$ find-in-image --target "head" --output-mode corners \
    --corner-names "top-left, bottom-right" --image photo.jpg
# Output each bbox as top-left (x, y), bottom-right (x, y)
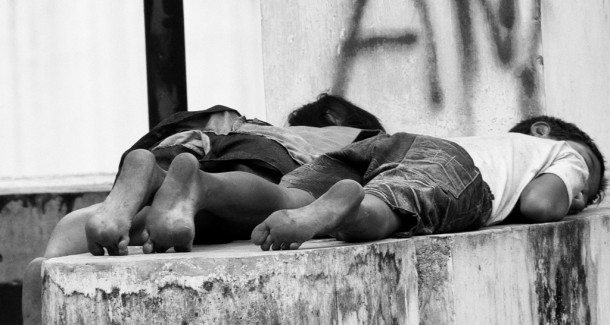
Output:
top-left (287, 93), bottom-right (386, 132)
top-left (509, 115), bottom-right (607, 207)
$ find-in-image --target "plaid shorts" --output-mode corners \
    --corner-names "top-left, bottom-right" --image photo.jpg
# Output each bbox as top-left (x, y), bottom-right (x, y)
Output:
top-left (280, 133), bottom-right (493, 236)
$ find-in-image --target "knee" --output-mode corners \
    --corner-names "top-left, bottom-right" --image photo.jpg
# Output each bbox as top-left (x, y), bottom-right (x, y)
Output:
top-left (44, 205), bottom-right (96, 258)
top-left (24, 257), bottom-right (46, 280)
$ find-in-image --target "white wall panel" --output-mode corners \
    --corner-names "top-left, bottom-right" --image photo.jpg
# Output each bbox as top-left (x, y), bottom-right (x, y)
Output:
top-left (184, 0), bottom-right (265, 119)
top-left (0, 0), bottom-right (149, 180)
top-left (0, 0), bottom-right (265, 185)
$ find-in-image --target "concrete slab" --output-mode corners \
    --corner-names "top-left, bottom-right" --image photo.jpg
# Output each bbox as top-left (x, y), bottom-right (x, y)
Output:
top-left (43, 238), bottom-right (419, 324)
top-left (42, 209), bottom-right (610, 324)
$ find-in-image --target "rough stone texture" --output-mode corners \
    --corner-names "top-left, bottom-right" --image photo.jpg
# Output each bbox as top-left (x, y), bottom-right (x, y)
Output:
top-left (42, 209), bottom-right (610, 324)
top-left (0, 192), bottom-right (108, 283)
top-left (412, 210), bottom-right (610, 325)
top-left (43, 239), bottom-right (420, 325)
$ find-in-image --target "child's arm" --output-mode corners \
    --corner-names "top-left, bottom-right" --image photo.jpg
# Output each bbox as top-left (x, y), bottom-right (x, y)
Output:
top-left (518, 173), bottom-right (571, 222)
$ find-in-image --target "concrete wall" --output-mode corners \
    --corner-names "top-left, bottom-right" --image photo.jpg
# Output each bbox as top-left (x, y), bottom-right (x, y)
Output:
top-left (0, 192), bottom-right (108, 283)
top-left (261, 0), bottom-right (544, 136)
top-left (41, 210), bottom-right (610, 324)
top-left (540, 0), bottom-right (610, 159)
top-left (260, 0), bottom-right (610, 159)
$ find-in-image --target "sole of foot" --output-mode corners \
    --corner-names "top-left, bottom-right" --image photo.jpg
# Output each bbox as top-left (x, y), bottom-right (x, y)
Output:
top-left (251, 179), bottom-right (364, 251)
top-left (85, 149), bottom-right (163, 256)
top-left (142, 153), bottom-right (203, 254)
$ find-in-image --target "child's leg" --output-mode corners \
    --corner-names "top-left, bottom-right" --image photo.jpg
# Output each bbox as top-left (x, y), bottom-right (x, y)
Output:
top-left (22, 204), bottom-right (96, 325)
top-left (142, 152), bottom-right (314, 253)
top-left (251, 179), bottom-right (403, 250)
top-left (23, 257), bottom-right (44, 325)
top-left (85, 149), bottom-right (166, 256)
top-left (22, 204), bottom-right (150, 324)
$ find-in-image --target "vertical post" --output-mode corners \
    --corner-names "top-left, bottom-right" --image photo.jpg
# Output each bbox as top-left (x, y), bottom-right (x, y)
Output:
top-left (143, 0), bottom-right (188, 129)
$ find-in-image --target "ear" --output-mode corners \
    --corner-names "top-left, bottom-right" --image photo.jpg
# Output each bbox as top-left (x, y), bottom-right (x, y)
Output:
top-left (530, 121), bottom-right (552, 138)
top-left (326, 105), bottom-right (347, 126)
top-left (325, 110), bottom-right (342, 125)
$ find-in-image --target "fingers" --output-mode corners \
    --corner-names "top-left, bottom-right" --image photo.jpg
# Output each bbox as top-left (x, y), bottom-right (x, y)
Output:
top-left (569, 192), bottom-right (586, 214)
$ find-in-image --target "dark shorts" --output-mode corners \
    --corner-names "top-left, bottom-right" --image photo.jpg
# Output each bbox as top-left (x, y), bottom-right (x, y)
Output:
top-left (150, 132), bottom-right (299, 183)
top-left (280, 133), bottom-right (493, 236)
top-left (117, 106), bottom-right (299, 184)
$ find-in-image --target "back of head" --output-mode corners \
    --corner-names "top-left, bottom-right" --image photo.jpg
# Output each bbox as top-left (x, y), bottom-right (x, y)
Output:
top-left (287, 93), bottom-right (386, 132)
top-left (509, 115), bottom-right (607, 203)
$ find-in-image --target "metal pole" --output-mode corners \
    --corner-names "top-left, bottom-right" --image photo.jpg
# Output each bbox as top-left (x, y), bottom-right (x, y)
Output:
top-left (143, 0), bottom-right (188, 129)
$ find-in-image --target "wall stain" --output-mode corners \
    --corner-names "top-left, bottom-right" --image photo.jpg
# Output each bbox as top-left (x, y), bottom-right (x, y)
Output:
top-left (0, 193), bottom-right (88, 215)
top-left (202, 281), bottom-right (214, 291)
top-left (415, 239), bottom-right (452, 288)
top-left (531, 221), bottom-right (592, 324)
top-left (480, 0), bottom-right (516, 65)
top-left (414, 0), bottom-right (444, 107)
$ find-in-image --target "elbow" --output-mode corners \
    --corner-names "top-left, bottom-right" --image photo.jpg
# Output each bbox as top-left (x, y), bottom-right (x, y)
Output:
top-left (519, 200), bottom-right (568, 223)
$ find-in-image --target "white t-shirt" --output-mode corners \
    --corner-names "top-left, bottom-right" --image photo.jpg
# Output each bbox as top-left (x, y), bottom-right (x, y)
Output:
top-left (449, 133), bottom-right (589, 225)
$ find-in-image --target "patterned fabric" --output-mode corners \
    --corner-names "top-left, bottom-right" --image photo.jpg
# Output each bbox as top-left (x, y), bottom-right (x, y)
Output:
top-left (280, 133), bottom-right (493, 236)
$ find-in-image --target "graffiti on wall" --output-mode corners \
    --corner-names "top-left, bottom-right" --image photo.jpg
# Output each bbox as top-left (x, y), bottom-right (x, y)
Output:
top-left (332, 0), bottom-right (542, 118)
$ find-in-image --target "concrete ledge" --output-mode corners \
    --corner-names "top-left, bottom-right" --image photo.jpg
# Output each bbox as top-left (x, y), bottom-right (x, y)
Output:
top-left (42, 209), bottom-right (610, 324)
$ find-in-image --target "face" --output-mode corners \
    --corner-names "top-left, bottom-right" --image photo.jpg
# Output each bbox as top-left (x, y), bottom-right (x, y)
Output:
top-left (565, 140), bottom-right (602, 212)
top-left (529, 122), bottom-right (603, 212)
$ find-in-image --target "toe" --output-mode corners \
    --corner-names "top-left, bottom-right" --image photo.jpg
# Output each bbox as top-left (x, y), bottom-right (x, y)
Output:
top-left (260, 235), bottom-right (273, 251)
top-left (142, 239), bottom-right (155, 254)
top-left (289, 242), bottom-right (302, 250)
top-left (155, 245), bottom-right (169, 253)
top-left (251, 223), bottom-right (270, 245)
top-left (171, 227), bottom-right (194, 253)
top-left (174, 243), bottom-right (192, 253)
top-left (88, 241), bottom-right (105, 256)
top-left (271, 241), bottom-right (282, 251)
top-left (106, 245), bottom-right (119, 256)
top-left (117, 235), bottom-right (130, 256)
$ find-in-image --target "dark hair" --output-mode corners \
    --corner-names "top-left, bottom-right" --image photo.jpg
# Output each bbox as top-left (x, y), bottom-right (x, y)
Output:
top-left (287, 93), bottom-right (386, 132)
top-left (509, 115), bottom-right (607, 204)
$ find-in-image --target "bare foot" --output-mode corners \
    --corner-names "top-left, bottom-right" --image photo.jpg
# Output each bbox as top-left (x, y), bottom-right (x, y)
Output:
top-left (85, 149), bottom-right (165, 256)
top-left (251, 179), bottom-right (365, 251)
top-left (142, 153), bottom-right (207, 254)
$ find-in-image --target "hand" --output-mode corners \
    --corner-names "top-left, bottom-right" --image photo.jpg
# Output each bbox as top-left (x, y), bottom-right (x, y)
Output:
top-left (568, 192), bottom-right (586, 214)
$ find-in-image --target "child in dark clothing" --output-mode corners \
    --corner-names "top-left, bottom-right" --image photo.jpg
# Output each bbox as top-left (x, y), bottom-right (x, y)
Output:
top-left (22, 94), bottom-right (385, 325)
